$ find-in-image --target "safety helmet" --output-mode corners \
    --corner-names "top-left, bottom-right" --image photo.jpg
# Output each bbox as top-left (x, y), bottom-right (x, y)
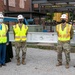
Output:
top-left (61, 14), bottom-right (67, 19)
top-left (0, 13), bottom-right (4, 18)
top-left (17, 14), bottom-right (24, 20)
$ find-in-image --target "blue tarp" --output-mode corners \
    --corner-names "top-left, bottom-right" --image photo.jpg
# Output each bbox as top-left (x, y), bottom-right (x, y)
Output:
top-left (27, 19), bottom-right (33, 22)
top-left (4, 17), bottom-right (18, 22)
top-left (3, 17), bottom-right (33, 25)
top-left (24, 19), bottom-right (28, 25)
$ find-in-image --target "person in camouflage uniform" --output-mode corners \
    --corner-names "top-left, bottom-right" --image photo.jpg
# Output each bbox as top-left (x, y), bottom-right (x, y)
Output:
top-left (56, 14), bottom-right (74, 69)
top-left (13, 15), bottom-right (28, 65)
top-left (15, 42), bottom-right (27, 65)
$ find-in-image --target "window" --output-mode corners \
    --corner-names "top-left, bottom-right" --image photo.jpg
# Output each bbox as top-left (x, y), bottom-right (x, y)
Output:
top-left (3, 0), bottom-right (15, 7)
top-left (19, 0), bottom-right (26, 8)
top-left (4, 0), bottom-right (6, 5)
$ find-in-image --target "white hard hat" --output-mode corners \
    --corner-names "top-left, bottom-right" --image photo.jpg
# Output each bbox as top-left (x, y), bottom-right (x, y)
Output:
top-left (61, 14), bottom-right (67, 19)
top-left (0, 13), bottom-right (4, 18)
top-left (17, 14), bottom-right (24, 20)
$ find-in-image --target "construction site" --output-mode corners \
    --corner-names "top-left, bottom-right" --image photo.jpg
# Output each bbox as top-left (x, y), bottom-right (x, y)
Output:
top-left (0, 0), bottom-right (75, 75)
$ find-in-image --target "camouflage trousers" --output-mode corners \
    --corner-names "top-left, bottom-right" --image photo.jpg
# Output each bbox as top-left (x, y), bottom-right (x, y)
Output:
top-left (56, 41), bottom-right (71, 64)
top-left (15, 41), bottom-right (27, 59)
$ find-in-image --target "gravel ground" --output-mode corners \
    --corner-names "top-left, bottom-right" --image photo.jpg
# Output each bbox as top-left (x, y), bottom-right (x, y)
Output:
top-left (0, 48), bottom-right (75, 75)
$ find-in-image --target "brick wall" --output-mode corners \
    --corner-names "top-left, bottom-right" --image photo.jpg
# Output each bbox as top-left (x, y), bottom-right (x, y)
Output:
top-left (8, 0), bottom-right (30, 12)
top-left (0, 0), bottom-right (4, 12)
top-left (1, 0), bottom-right (30, 12)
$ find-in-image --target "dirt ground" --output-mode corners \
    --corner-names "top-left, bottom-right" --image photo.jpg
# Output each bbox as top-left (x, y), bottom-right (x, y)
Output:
top-left (0, 48), bottom-right (75, 75)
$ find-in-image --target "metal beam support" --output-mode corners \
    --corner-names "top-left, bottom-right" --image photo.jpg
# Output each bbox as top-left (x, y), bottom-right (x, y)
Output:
top-left (47, 0), bottom-right (75, 2)
top-left (30, 0), bottom-right (32, 19)
top-left (32, 0), bottom-right (47, 4)
top-left (6, 0), bottom-right (9, 12)
top-left (38, 4), bottom-right (41, 12)
top-left (32, 0), bottom-right (75, 4)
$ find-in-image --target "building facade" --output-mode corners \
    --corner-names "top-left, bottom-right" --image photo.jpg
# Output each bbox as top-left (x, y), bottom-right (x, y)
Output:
top-left (0, 0), bottom-right (31, 12)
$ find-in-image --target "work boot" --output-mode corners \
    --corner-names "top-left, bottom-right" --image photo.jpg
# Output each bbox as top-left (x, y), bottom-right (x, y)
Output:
top-left (56, 62), bottom-right (62, 66)
top-left (0, 64), bottom-right (2, 67)
top-left (74, 65), bottom-right (75, 67)
top-left (17, 59), bottom-right (20, 66)
top-left (22, 58), bottom-right (26, 65)
top-left (65, 63), bottom-right (69, 69)
top-left (2, 63), bottom-right (6, 66)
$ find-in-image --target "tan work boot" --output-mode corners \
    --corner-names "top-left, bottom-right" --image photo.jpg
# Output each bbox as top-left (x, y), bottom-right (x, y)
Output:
top-left (65, 63), bottom-right (69, 69)
top-left (22, 58), bottom-right (26, 65)
top-left (17, 59), bottom-right (20, 66)
top-left (56, 62), bottom-right (62, 66)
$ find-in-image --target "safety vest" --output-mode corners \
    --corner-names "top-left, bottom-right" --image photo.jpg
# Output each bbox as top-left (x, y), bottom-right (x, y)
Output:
top-left (0, 23), bottom-right (8, 43)
top-left (56, 23), bottom-right (72, 41)
top-left (13, 24), bottom-right (28, 42)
